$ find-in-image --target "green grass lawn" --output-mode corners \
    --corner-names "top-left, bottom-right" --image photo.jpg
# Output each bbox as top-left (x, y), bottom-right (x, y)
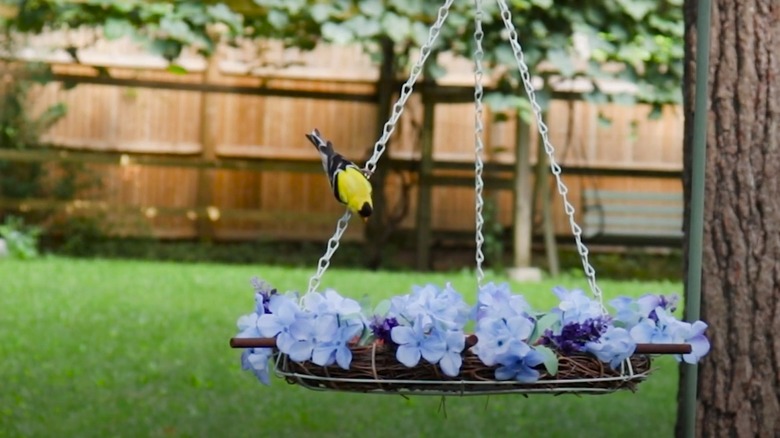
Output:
top-left (0, 257), bottom-right (684, 438)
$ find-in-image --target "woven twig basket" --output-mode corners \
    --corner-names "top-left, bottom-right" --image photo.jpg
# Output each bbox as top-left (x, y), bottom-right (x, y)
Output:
top-left (273, 343), bottom-right (652, 396)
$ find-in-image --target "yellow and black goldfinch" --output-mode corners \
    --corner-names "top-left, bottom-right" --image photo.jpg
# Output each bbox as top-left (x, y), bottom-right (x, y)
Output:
top-left (305, 129), bottom-right (373, 221)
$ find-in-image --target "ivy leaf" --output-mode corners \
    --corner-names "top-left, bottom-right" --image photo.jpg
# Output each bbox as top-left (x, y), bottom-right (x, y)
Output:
top-left (547, 47), bottom-right (575, 78)
top-left (359, 0), bottom-right (384, 17)
top-left (321, 22), bottom-right (354, 45)
top-left (534, 345), bottom-right (559, 376)
top-left (309, 4), bottom-right (333, 24)
top-left (103, 18), bottom-right (133, 40)
top-left (381, 12), bottom-right (411, 43)
top-left (345, 16), bottom-right (380, 39)
top-left (616, 0), bottom-right (656, 20)
top-left (268, 9), bottom-right (289, 30)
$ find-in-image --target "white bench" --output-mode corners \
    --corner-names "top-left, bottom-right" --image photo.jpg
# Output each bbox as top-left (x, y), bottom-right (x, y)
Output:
top-left (581, 189), bottom-right (684, 242)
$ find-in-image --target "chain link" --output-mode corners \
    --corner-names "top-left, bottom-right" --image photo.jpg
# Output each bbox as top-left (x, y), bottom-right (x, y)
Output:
top-left (307, 0), bottom-right (455, 294)
top-left (495, 0), bottom-right (606, 312)
top-left (306, 211), bottom-right (352, 294)
top-left (472, 0), bottom-right (486, 287)
top-left (364, 0), bottom-right (456, 175)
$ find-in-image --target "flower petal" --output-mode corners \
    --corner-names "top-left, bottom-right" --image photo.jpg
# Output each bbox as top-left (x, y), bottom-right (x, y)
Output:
top-left (257, 314), bottom-right (283, 337)
top-left (287, 340), bottom-right (314, 362)
top-left (439, 352), bottom-right (462, 377)
top-left (335, 345), bottom-right (353, 370)
top-left (311, 345), bottom-right (336, 366)
top-left (391, 326), bottom-right (416, 345)
top-left (396, 345), bottom-right (422, 367)
top-left (512, 363), bottom-right (541, 383)
top-left (420, 333), bottom-right (446, 363)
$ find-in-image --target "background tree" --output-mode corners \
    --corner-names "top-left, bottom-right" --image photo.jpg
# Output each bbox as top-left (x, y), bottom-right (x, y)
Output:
top-left (678, 1), bottom-right (779, 436)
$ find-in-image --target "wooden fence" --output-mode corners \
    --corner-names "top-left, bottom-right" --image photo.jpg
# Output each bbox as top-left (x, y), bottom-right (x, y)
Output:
top-left (1, 37), bottom-right (684, 251)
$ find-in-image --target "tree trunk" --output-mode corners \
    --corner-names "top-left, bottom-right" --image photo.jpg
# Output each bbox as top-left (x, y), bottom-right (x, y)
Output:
top-left (365, 37), bottom-right (395, 270)
top-left (678, 1), bottom-right (780, 437)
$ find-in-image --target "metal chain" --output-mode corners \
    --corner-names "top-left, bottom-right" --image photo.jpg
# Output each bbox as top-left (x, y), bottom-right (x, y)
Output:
top-left (495, 0), bottom-right (606, 312)
top-left (307, 0), bottom-right (455, 294)
top-left (363, 0), bottom-right (455, 174)
top-left (472, 0), bottom-right (486, 287)
top-left (306, 211), bottom-right (352, 294)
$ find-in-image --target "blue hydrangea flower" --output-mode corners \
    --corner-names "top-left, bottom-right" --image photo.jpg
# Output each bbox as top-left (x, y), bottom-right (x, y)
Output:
top-left (610, 293), bottom-right (680, 329)
top-left (439, 330), bottom-right (466, 377)
top-left (312, 321), bottom-right (363, 369)
top-left (236, 309), bottom-right (262, 339)
top-left (553, 287), bottom-right (603, 325)
top-left (474, 315), bottom-right (535, 367)
top-left (475, 282), bottom-right (531, 321)
top-left (302, 289), bottom-right (361, 317)
top-left (677, 320), bottom-right (710, 364)
top-left (257, 294), bottom-right (319, 362)
top-left (584, 326), bottom-right (636, 369)
top-left (390, 316), bottom-right (447, 367)
top-left (494, 344), bottom-right (545, 383)
top-left (388, 283), bottom-right (470, 331)
top-left (609, 296), bottom-right (643, 328)
top-left (630, 307), bottom-right (710, 364)
top-left (241, 347), bottom-right (273, 385)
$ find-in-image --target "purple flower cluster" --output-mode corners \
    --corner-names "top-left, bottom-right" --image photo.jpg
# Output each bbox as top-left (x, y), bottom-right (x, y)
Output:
top-left (647, 294), bottom-right (678, 322)
top-left (540, 317), bottom-right (608, 355)
top-left (251, 277), bottom-right (278, 314)
top-left (369, 315), bottom-right (399, 345)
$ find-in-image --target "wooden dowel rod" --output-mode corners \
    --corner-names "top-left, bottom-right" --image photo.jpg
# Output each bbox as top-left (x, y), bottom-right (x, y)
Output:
top-left (229, 337), bottom-right (692, 355)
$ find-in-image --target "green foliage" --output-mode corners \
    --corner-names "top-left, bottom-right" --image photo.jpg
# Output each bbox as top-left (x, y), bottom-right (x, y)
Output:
top-left (481, 198), bottom-right (506, 271)
top-left (3, 1), bottom-right (682, 111)
top-left (0, 60), bottom-right (69, 200)
top-left (5, 0), bottom-right (243, 61)
top-left (249, 0), bottom-right (683, 112)
top-left (0, 215), bottom-right (41, 259)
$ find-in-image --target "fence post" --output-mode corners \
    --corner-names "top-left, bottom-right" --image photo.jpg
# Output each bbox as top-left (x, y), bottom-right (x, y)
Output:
top-left (415, 84), bottom-right (435, 271)
top-left (533, 112), bottom-right (560, 276)
top-left (196, 54), bottom-right (219, 241)
top-left (508, 114), bottom-right (542, 281)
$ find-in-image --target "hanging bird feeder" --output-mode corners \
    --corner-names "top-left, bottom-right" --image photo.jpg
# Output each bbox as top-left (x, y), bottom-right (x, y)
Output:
top-left (229, 0), bottom-right (710, 396)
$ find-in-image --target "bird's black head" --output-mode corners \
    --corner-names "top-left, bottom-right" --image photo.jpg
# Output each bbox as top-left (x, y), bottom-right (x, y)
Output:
top-left (358, 202), bottom-right (373, 219)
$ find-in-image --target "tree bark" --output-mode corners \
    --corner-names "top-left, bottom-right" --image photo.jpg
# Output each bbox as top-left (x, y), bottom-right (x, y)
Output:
top-left (678, 1), bottom-right (780, 437)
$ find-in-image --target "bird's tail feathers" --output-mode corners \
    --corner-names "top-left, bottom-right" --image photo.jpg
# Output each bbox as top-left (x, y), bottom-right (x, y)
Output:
top-left (305, 128), bottom-right (334, 156)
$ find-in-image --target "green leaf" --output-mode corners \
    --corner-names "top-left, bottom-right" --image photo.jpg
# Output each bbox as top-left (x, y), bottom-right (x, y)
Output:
top-left (381, 12), bottom-right (411, 43)
top-left (528, 312), bottom-right (561, 344)
top-left (268, 9), bottom-right (289, 29)
top-left (616, 0), bottom-right (656, 20)
top-left (534, 345), bottom-right (559, 376)
top-left (345, 16), bottom-right (380, 39)
top-left (359, 0), bottom-right (384, 17)
top-left (309, 4), bottom-right (333, 23)
top-left (321, 22), bottom-right (354, 45)
top-left (103, 18), bottom-right (133, 40)
top-left (547, 48), bottom-right (575, 77)
top-left (166, 64), bottom-right (188, 75)
top-left (159, 17), bottom-right (193, 41)
top-left (373, 300), bottom-right (391, 317)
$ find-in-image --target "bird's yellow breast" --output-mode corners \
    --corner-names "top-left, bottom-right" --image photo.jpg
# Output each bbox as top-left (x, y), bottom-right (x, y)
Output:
top-left (336, 167), bottom-right (373, 213)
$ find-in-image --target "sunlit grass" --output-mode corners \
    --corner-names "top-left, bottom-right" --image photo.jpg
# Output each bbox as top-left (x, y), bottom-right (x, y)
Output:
top-left (0, 257), bottom-right (682, 437)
